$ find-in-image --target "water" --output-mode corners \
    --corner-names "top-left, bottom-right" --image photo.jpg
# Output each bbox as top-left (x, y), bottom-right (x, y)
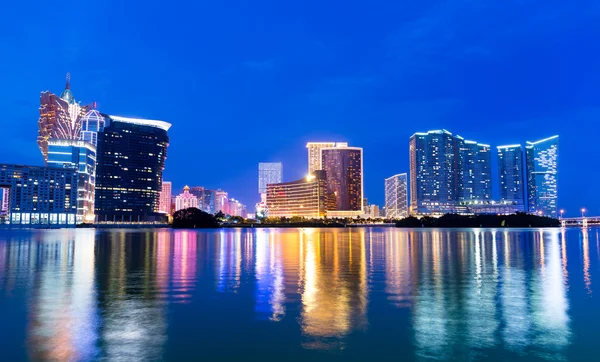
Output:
top-left (0, 228), bottom-right (599, 361)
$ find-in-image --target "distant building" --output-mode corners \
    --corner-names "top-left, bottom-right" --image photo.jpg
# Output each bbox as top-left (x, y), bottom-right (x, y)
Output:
top-left (203, 189), bottom-right (215, 214)
top-left (175, 186), bottom-right (199, 211)
top-left (266, 171), bottom-right (329, 218)
top-left (159, 181), bottom-right (172, 214)
top-left (228, 198), bottom-right (246, 217)
top-left (80, 106), bottom-right (106, 147)
top-left (321, 145), bottom-right (363, 217)
top-left (306, 142), bottom-right (347, 174)
top-left (214, 189), bottom-right (229, 214)
top-left (526, 136), bottom-right (559, 217)
top-left (0, 164), bottom-right (78, 227)
top-left (95, 115), bottom-right (170, 223)
top-left (497, 144), bottom-right (525, 210)
top-left (457, 138), bottom-right (492, 201)
top-left (38, 73), bottom-right (90, 163)
top-left (385, 173), bottom-right (408, 219)
top-left (365, 204), bottom-right (380, 218)
top-left (47, 140), bottom-right (96, 223)
top-left (258, 162), bottom-right (283, 201)
top-left (0, 188), bottom-right (8, 216)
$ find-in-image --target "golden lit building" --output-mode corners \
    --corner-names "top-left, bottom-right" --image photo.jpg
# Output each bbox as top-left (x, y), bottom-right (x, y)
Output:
top-left (266, 171), bottom-right (329, 218)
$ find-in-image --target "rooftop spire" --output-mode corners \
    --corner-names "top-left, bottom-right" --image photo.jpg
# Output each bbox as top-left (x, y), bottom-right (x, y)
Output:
top-left (65, 72), bottom-right (71, 89)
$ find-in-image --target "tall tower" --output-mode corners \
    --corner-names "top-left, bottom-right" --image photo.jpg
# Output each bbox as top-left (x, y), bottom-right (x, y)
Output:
top-left (497, 144), bottom-right (525, 209)
top-left (385, 173), bottom-right (408, 219)
top-left (306, 142), bottom-right (348, 174)
top-left (258, 162), bottom-right (283, 195)
top-left (321, 145), bottom-right (363, 217)
top-left (526, 136), bottom-right (559, 217)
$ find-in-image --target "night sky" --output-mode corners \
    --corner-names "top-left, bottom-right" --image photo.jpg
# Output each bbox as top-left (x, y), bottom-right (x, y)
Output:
top-left (1, 1), bottom-right (599, 216)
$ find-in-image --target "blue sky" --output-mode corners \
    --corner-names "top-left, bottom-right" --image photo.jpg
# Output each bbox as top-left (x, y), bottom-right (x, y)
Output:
top-left (1, 0), bottom-right (599, 216)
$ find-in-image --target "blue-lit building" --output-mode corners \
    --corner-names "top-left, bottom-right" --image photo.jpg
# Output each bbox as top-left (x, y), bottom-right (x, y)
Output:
top-left (497, 144), bottom-right (525, 210)
top-left (203, 189), bottom-right (215, 214)
top-left (0, 164), bottom-right (78, 227)
top-left (47, 140), bottom-right (96, 223)
top-left (457, 137), bottom-right (492, 201)
top-left (94, 115), bottom-right (171, 223)
top-left (526, 136), bottom-right (559, 217)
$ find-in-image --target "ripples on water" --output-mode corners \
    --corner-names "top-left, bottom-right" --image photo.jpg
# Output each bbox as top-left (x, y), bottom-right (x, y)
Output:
top-left (0, 227), bottom-right (598, 361)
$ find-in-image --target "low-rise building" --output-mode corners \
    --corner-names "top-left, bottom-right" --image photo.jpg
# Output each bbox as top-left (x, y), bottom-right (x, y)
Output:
top-left (266, 171), bottom-right (329, 218)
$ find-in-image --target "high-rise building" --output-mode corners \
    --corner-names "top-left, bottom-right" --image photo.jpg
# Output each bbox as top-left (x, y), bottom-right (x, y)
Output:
top-left (457, 138), bottom-right (492, 201)
top-left (526, 136), bottom-right (559, 217)
top-left (175, 186), bottom-right (199, 212)
top-left (159, 181), bottom-right (172, 214)
top-left (38, 73), bottom-right (90, 163)
top-left (497, 144), bottom-right (525, 209)
top-left (0, 188), bottom-right (8, 215)
top-left (321, 145), bottom-right (363, 217)
top-left (409, 130), bottom-right (457, 214)
top-left (95, 115), bottom-right (170, 223)
top-left (228, 198), bottom-right (246, 217)
top-left (266, 171), bottom-right (329, 218)
top-left (214, 189), bottom-right (229, 214)
top-left (203, 189), bottom-right (215, 214)
top-left (306, 142), bottom-right (348, 173)
top-left (47, 140), bottom-right (96, 223)
top-left (189, 186), bottom-right (204, 204)
top-left (0, 164), bottom-right (78, 227)
top-left (258, 162), bottom-right (283, 198)
top-left (385, 173), bottom-right (408, 219)
top-left (80, 106), bottom-right (105, 146)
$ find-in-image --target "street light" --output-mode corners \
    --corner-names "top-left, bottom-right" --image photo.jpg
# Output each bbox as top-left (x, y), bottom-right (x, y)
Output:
top-left (581, 208), bottom-right (586, 218)
top-left (560, 209), bottom-right (565, 219)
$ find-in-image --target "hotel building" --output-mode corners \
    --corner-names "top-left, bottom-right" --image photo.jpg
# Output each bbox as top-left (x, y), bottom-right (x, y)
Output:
top-left (266, 171), bottom-right (329, 218)
top-left (258, 162), bottom-right (282, 202)
top-left (306, 142), bottom-right (348, 174)
top-left (175, 186), bottom-right (199, 212)
top-left (526, 136), bottom-right (559, 217)
top-left (214, 189), bottom-right (229, 214)
top-left (385, 173), bottom-right (408, 219)
top-left (321, 145), bottom-right (363, 217)
top-left (159, 181), bottom-right (172, 214)
top-left (497, 144), bottom-right (525, 210)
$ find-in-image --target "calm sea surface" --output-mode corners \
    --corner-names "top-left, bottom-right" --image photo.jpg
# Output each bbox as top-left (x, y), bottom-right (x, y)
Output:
top-left (0, 228), bottom-right (599, 361)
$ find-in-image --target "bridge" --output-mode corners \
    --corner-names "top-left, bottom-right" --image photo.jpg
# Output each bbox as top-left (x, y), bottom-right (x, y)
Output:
top-left (561, 216), bottom-right (600, 228)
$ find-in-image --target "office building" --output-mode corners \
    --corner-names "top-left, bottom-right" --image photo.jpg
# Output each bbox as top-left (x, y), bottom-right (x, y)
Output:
top-left (95, 115), bottom-right (170, 223)
top-left (457, 138), bottom-right (492, 201)
top-left (38, 73), bottom-right (90, 163)
top-left (385, 173), bottom-right (408, 219)
top-left (203, 189), bottom-right (215, 214)
top-left (0, 164), bottom-right (78, 227)
top-left (175, 186), bottom-right (199, 212)
top-left (47, 140), bottom-right (96, 223)
top-left (159, 181), bottom-right (172, 214)
top-left (497, 144), bottom-right (525, 210)
top-left (306, 142), bottom-right (348, 173)
top-left (258, 162), bottom-right (283, 202)
top-left (214, 189), bottom-right (229, 214)
top-left (321, 145), bottom-right (363, 217)
top-left (526, 136), bottom-right (559, 217)
top-left (266, 171), bottom-right (329, 218)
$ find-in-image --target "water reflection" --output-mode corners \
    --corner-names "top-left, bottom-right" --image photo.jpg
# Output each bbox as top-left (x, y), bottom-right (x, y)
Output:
top-left (0, 228), bottom-right (597, 360)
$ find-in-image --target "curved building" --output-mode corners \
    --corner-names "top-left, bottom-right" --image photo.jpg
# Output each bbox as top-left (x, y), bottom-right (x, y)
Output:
top-left (94, 116), bottom-right (170, 223)
top-left (266, 171), bottom-right (329, 218)
top-left (321, 146), bottom-right (363, 217)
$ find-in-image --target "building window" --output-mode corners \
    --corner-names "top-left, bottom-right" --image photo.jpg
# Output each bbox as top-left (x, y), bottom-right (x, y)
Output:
top-left (59, 213), bottom-right (67, 224)
top-left (50, 214), bottom-right (58, 225)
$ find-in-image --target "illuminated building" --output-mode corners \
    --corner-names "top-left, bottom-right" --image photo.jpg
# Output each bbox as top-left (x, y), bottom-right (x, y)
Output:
top-left (0, 164), bottom-right (78, 227)
top-left (214, 189), bottom-right (229, 214)
top-left (94, 115), bottom-right (170, 223)
top-left (456, 138), bottom-right (492, 201)
top-left (258, 162), bottom-right (282, 201)
top-left (203, 189), bottom-right (215, 213)
top-left (38, 73), bottom-right (90, 163)
top-left (526, 136), bottom-right (559, 217)
top-left (1, 187), bottom-right (9, 217)
top-left (189, 186), bottom-right (204, 202)
top-left (228, 198), bottom-right (246, 217)
top-left (47, 140), bottom-right (96, 223)
top-left (266, 171), bottom-right (329, 218)
top-left (365, 204), bottom-right (380, 218)
top-left (175, 186), bottom-right (199, 211)
top-left (321, 145), bottom-right (363, 217)
top-left (80, 105), bottom-right (105, 146)
top-left (385, 173), bottom-right (408, 219)
top-left (306, 142), bottom-right (347, 174)
top-left (497, 144), bottom-right (525, 210)
top-left (159, 181), bottom-right (172, 214)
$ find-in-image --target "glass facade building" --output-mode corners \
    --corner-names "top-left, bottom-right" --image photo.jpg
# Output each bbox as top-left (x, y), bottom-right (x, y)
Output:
top-left (321, 146), bottom-right (363, 217)
top-left (457, 138), bottom-right (492, 201)
top-left (203, 189), bottom-right (215, 214)
top-left (385, 173), bottom-right (408, 219)
top-left (306, 142), bottom-right (348, 174)
top-left (266, 171), bottom-right (329, 218)
top-left (94, 116), bottom-right (170, 223)
top-left (0, 164), bottom-right (78, 227)
top-left (47, 140), bottom-right (97, 223)
top-left (497, 144), bottom-right (525, 210)
top-left (526, 136), bottom-right (559, 217)
top-left (258, 162), bottom-right (283, 195)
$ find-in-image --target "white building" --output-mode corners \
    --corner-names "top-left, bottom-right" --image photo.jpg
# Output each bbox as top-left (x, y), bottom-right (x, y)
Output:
top-left (385, 173), bottom-right (408, 219)
top-left (258, 162), bottom-right (283, 200)
top-left (175, 185), bottom-right (199, 212)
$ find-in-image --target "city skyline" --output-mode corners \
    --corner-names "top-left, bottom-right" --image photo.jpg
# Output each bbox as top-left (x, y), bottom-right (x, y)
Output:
top-left (1, 1), bottom-right (599, 216)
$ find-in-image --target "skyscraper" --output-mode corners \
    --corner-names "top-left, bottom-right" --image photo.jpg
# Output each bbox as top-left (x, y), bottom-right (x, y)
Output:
top-left (214, 189), bottom-right (229, 214)
top-left (47, 140), bottom-right (96, 223)
top-left (95, 115), bottom-right (170, 223)
top-left (306, 142), bottom-right (348, 173)
top-left (203, 189), bottom-right (215, 214)
top-left (321, 145), bottom-right (363, 217)
top-left (159, 181), bottom-right (172, 214)
top-left (526, 135), bottom-right (559, 217)
top-left (409, 130), bottom-right (457, 214)
top-left (457, 138), bottom-right (492, 201)
top-left (497, 144), bottom-right (525, 209)
top-left (258, 162), bottom-right (283, 196)
top-left (385, 173), bottom-right (408, 219)
top-left (175, 186), bottom-right (199, 212)
top-left (38, 73), bottom-right (90, 163)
